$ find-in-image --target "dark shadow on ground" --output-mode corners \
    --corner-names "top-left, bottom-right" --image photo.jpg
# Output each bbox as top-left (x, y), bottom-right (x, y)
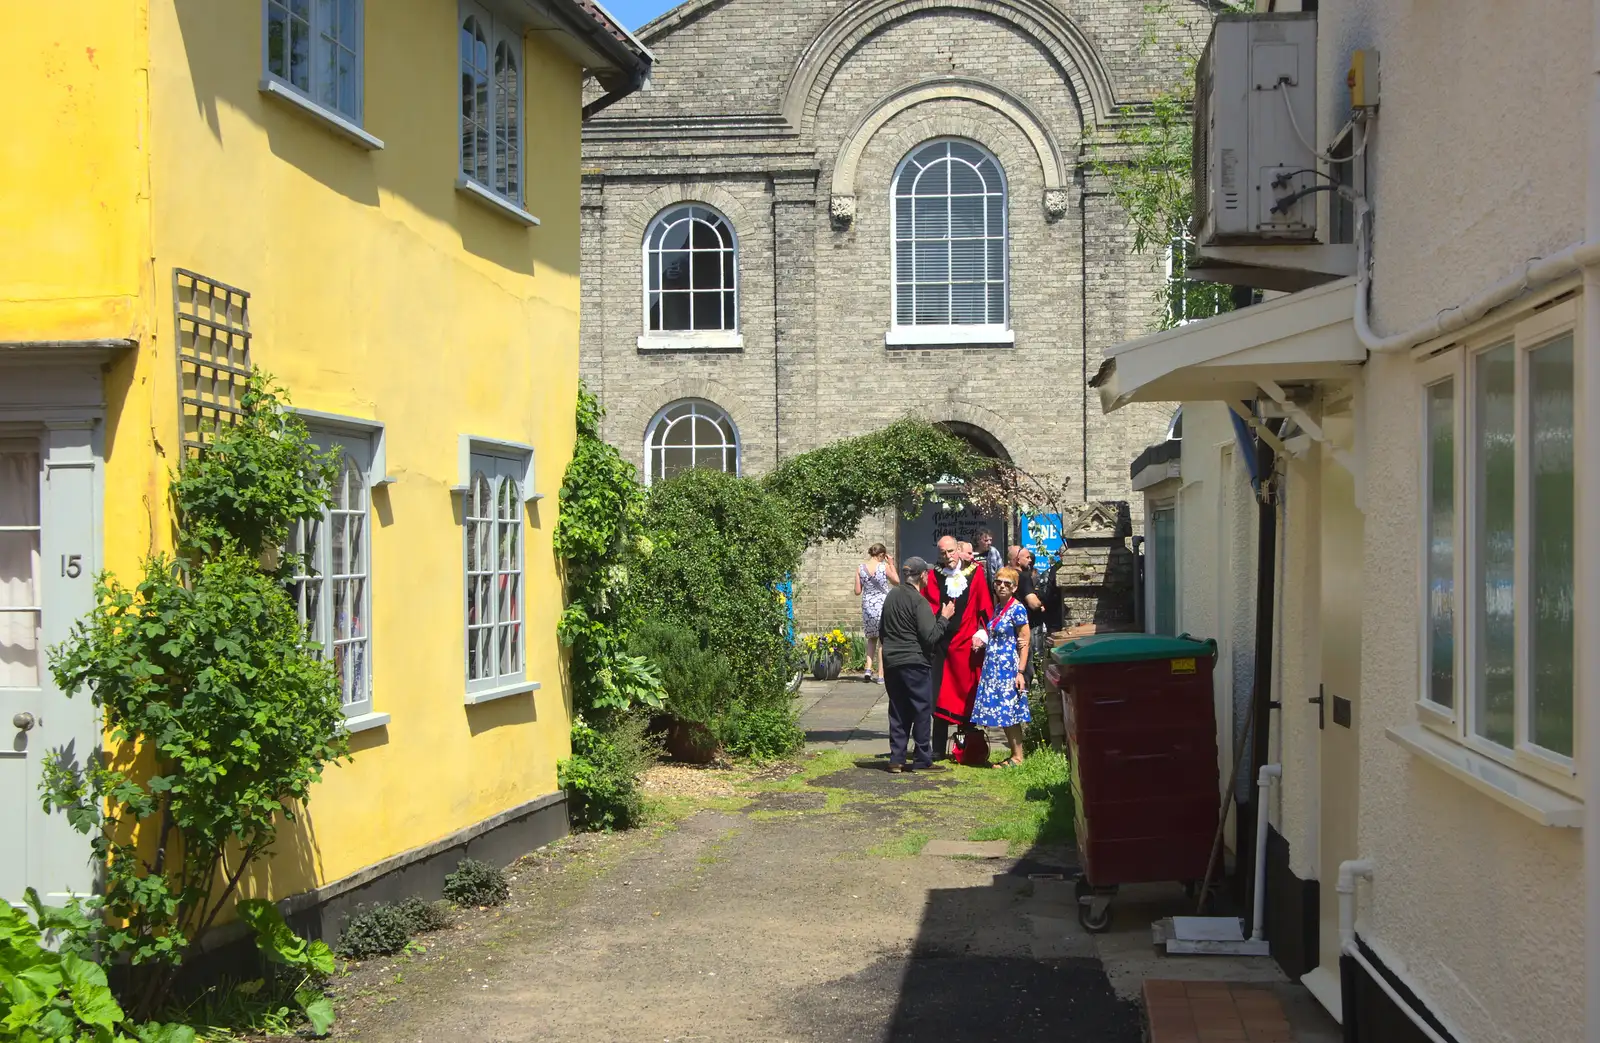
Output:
top-left (792, 755), bottom-right (1143, 1041)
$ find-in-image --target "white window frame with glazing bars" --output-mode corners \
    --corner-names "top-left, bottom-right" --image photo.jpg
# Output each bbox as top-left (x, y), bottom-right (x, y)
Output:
top-left (887, 138), bottom-right (1012, 347)
top-left (1407, 288), bottom-right (1584, 809)
top-left (638, 204), bottom-right (743, 351)
top-left (643, 400), bottom-right (740, 486)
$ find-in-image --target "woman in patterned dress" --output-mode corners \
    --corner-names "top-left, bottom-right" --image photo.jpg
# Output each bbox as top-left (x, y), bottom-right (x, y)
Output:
top-left (969, 566), bottom-right (1032, 766)
top-left (854, 543), bottom-right (898, 683)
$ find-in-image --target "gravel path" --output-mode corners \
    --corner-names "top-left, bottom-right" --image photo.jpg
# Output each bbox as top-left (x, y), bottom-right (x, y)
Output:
top-left (330, 753), bottom-right (1141, 1043)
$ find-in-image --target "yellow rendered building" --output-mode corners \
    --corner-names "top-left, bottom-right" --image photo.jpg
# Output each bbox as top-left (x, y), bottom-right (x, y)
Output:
top-left (0, 0), bottom-right (650, 931)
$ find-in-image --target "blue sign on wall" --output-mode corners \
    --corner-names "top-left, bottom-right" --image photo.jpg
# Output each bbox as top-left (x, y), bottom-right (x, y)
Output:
top-left (1020, 512), bottom-right (1064, 569)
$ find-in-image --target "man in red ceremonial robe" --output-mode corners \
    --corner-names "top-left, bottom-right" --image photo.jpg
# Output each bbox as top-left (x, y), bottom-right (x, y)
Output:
top-left (922, 536), bottom-right (994, 758)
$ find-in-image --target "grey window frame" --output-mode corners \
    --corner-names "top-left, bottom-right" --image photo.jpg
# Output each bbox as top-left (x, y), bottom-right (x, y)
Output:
top-left (289, 428), bottom-right (377, 724)
top-left (459, 1), bottom-right (524, 206)
top-left (262, 0), bottom-right (366, 125)
top-left (462, 450), bottom-right (529, 702)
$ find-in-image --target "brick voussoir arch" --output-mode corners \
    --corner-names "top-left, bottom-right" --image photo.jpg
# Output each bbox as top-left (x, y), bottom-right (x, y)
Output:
top-left (783, 0), bottom-right (1119, 134)
top-left (621, 183), bottom-right (759, 246)
top-left (931, 401), bottom-right (1027, 469)
top-left (830, 77), bottom-right (1068, 201)
top-left (618, 376), bottom-right (759, 473)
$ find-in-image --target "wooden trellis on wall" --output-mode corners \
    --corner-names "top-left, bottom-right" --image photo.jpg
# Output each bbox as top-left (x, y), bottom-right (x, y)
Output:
top-left (174, 268), bottom-right (252, 452)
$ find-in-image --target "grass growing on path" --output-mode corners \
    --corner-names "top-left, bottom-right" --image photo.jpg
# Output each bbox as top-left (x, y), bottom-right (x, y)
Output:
top-left (961, 747), bottom-right (1075, 851)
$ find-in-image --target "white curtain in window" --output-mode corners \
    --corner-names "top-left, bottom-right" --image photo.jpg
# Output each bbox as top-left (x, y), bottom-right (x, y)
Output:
top-left (0, 447), bottom-right (41, 688)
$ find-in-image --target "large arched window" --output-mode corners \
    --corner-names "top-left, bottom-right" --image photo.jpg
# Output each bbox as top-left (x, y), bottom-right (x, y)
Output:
top-left (644, 205), bottom-right (738, 333)
top-left (645, 400), bottom-right (739, 485)
top-left (891, 139), bottom-right (1008, 332)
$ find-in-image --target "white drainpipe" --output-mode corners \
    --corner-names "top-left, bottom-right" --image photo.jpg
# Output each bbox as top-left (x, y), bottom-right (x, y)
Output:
top-left (1249, 763), bottom-right (1282, 942)
top-left (1337, 859), bottom-right (1456, 1043)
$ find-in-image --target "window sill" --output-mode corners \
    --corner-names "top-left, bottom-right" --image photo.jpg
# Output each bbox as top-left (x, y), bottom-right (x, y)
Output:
top-left (455, 176), bottom-right (540, 227)
top-left (884, 325), bottom-right (1016, 348)
top-left (637, 332), bottom-right (745, 353)
top-left (464, 679), bottom-right (541, 707)
top-left (341, 711), bottom-right (391, 734)
top-left (1386, 723), bottom-right (1583, 828)
top-left (258, 79), bottom-right (384, 150)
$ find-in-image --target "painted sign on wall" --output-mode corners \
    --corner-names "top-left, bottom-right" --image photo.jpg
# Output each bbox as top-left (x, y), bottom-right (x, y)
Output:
top-left (1020, 511), bottom-right (1064, 566)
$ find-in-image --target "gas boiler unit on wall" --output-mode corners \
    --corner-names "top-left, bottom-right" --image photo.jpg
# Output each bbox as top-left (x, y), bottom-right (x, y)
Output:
top-left (1192, 12), bottom-right (1319, 247)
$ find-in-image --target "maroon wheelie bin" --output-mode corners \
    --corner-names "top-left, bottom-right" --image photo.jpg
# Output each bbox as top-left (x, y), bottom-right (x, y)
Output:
top-left (1048, 632), bottom-right (1220, 932)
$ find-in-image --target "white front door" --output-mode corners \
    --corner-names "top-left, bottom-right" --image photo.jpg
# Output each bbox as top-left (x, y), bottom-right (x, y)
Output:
top-left (1311, 442), bottom-right (1364, 1002)
top-left (1, 429), bottom-right (100, 907)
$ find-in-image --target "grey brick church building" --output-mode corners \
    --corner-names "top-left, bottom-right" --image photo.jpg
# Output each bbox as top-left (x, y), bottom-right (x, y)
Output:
top-left (579, 0), bottom-right (1202, 628)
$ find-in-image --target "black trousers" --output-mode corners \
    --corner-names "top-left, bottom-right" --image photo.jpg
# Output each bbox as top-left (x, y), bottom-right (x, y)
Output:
top-left (884, 662), bottom-right (935, 768)
top-left (929, 648), bottom-right (949, 759)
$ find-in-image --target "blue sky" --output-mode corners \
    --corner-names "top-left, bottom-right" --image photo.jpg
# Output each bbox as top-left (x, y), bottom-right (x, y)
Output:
top-left (600, 0), bottom-right (679, 30)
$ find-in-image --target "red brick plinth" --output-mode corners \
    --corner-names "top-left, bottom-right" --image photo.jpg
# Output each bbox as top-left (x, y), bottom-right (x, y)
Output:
top-left (1143, 979), bottom-right (1295, 1043)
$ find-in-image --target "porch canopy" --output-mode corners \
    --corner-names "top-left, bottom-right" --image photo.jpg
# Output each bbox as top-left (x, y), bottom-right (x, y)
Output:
top-left (1090, 277), bottom-right (1363, 413)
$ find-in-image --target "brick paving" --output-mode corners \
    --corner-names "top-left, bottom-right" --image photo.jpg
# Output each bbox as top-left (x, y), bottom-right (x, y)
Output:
top-left (1144, 980), bottom-right (1296, 1043)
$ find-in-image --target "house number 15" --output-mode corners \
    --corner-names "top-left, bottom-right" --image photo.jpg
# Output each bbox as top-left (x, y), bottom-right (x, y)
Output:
top-left (61, 554), bottom-right (82, 578)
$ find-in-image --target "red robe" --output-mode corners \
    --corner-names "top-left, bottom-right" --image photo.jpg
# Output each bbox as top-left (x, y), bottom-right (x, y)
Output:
top-left (921, 564), bottom-right (994, 725)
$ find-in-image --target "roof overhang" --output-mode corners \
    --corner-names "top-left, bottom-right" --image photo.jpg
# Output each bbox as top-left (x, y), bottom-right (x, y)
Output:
top-left (1091, 277), bottom-right (1364, 413)
top-left (524, 0), bottom-right (653, 90)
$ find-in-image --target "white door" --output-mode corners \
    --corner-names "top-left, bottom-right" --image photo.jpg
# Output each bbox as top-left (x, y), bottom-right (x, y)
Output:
top-left (1311, 445), bottom-right (1363, 1001)
top-left (1, 431), bottom-right (99, 907)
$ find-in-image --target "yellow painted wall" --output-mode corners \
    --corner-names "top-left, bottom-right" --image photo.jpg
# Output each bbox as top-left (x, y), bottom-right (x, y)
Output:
top-left (94, 0), bottom-right (583, 894)
top-left (0, 0), bottom-right (150, 342)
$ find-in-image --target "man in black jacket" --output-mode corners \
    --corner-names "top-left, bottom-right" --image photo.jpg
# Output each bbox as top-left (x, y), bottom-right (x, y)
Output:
top-left (880, 556), bottom-right (956, 772)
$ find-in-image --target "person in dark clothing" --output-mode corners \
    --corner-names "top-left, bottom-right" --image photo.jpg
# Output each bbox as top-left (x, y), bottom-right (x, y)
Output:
top-left (1015, 548), bottom-right (1047, 688)
top-left (880, 556), bottom-right (956, 772)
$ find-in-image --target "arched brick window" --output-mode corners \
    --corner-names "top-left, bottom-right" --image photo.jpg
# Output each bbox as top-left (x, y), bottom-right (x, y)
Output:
top-left (891, 139), bottom-right (1008, 331)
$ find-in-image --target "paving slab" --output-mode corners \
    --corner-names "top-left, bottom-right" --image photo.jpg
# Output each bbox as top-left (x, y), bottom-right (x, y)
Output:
top-left (922, 839), bottom-right (1010, 858)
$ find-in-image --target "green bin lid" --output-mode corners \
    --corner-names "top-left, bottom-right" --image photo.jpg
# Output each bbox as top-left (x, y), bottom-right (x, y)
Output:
top-left (1051, 632), bottom-right (1217, 666)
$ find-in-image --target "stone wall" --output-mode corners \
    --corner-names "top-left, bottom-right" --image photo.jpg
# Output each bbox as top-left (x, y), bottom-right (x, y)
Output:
top-left (580, 0), bottom-right (1210, 631)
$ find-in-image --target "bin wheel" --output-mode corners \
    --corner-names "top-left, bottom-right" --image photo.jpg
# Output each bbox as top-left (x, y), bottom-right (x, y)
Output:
top-left (1078, 900), bottom-right (1112, 933)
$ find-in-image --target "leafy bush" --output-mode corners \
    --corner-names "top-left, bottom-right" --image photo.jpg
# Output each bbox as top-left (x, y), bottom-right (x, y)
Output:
top-left (41, 374), bottom-right (348, 1017)
top-left (236, 899), bottom-right (335, 1035)
top-left (761, 419), bottom-right (978, 544)
top-left (554, 386), bottom-right (665, 717)
top-left (637, 468), bottom-right (803, 706)
top-left (628, 621), bottom-right (736, 730)
top-left (718, 700), bottom-right (804, 762)
top-left (442, 859), bottom-right (510, 908)
top-left (559, 715), bottom-right (660, 832)
top-left (0, 894), bottom-right (196, 1043)
top-left (393, 897), bottom-right (450, 935)
top-left (334, 905), bottom-right (412, 961)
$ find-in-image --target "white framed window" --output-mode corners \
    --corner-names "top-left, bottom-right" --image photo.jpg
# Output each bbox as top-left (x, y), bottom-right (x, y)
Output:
top-left (643, 205), bottom-right (739, 334)
top-left (890, 139), bottom-right (1008, 342)
top-left (263, 0), bottom-right (365, 124)
top-left (464, 453), bottom-right (525, 698)
top-left (0, 439), bottom-right (42, 690)
top-left (1415, 298), bottom-right (1579, 795)
top-left (644, 400), bottom-right (739, 486)
top-left (459, 2), bottom-right (522, 204)
top-left (289, 434), bottom-right (376, 722)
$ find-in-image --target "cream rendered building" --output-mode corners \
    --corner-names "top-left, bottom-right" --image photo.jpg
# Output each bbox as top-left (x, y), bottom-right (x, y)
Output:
top-left (1095, 1), bottom-right (1596, 1040)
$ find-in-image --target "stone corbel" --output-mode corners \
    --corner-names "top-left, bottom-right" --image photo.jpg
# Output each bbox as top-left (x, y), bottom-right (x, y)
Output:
top-left (830, 193), bottom-right (857, 230)
top-left (1043, 188), bottom-right (1070, 223)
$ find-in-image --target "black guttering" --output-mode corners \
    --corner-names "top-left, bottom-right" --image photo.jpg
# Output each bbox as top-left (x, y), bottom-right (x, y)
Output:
top-left (541, 0), bottom-right (654, 119)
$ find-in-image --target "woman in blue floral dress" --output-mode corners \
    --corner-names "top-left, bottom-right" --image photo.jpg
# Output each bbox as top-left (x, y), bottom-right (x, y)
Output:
top-left (969, 567), bottom-right (1032, 766)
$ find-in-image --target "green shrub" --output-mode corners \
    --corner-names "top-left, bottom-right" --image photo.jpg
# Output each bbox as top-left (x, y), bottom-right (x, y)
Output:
top-left (1024, 678), bottom-right (1052, 752)
top-left (629, 620), bottom-right (737, 729)
top-left (718, 700), bottom-right (804, 762)
top-left (335, 904), bottom-right (411, 961)
top-left (637, 469), bottom-right (803, 705)
top-left (559, 714), bottom-right (659, 831)
top-left (442, 859), bottom-right (510, 908)
top-left (393, 897), bottom-right (450, 935)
